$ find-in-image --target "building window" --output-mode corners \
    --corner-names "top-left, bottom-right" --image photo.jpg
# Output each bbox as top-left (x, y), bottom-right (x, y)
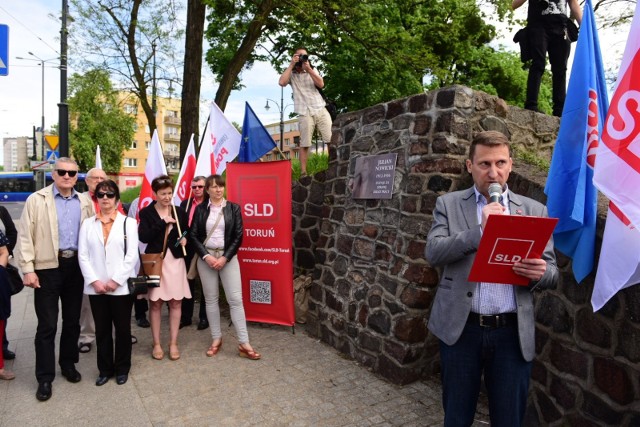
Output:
top-left (294, 151), bottom-right (299, 159)
top-left (124, 158), bottom-right (137, 167)
top-left (145, 141), bottom-right (150, 150)
top-left (166, 110), bottom-right (178, 118)
top-left (124, 104), bottom-right (137, 115)
top-left (130, 141), bottom-right (137, 149)
top-left (285, 138), bottom-right (290, 146)
top-left (166, 126), bottom-right (179, 135)
top-left (133, 122), bottom-right (138, 131)
top-left (145, 124), bottom-right (150, 134)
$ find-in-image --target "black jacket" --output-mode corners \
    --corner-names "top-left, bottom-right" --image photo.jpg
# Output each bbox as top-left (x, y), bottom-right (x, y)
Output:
top-left (189, 201), bottom-right (243, 262)
top-left (0, 206), bottom-right (17, 255)
top-left (138, 201), bottom-right (189, 259)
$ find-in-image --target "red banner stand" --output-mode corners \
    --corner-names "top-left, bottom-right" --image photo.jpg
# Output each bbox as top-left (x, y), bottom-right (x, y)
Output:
top-left (227, 161), bottom-right (294, 327)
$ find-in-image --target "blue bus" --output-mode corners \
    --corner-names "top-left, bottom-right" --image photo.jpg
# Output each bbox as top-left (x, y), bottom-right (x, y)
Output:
top-left (0, 171), bottom-right (88, 202)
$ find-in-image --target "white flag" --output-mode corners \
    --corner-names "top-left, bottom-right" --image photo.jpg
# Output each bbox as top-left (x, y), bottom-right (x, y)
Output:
top-left (95, 145), bottom-right (102, 169)
top-left (136, 130), bottom-right (167, 218)
top-left (591, 0), bottom-right (640, 311)
top-left (173, 134), bottom-right (197, 206)
top-left (194, 102), bottom-right (241, 177)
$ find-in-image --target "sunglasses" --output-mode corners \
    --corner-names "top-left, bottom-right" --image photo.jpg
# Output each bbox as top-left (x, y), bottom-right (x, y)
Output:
top-left (56, 169), bottom-right (78, 177)
top-left (191, 185), bottom-right (204, 189)
top-left (95, 192), bottom-right (116, 199)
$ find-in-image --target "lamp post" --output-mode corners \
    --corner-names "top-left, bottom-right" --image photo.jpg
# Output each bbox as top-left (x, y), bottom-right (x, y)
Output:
top-left (264, 86), bottom-right (293, 153)
top-left (15, 53), bottom-right (58, 161)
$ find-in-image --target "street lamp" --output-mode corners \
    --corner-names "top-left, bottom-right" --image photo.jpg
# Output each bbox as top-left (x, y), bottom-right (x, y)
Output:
top-left (15, 53), bottom-right (59, 161)
top-left (264, 86), bottom-right (293, 153)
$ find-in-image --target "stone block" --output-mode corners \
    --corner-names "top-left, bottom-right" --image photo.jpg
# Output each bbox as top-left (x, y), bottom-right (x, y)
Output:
top-left (394, 315), bottom-right (428, 343)
top-left (368, 311), bottom-right (391, 335)
top-left (294, 230), bottom-right (311, 248)
top-left (479, 115), bottom-right (511, 138)
top-left (358, 304), bottom-right (368, 327)
top-left (292, 184), bottom-right (308, 202)
top-left (535, 294), bottom-right (572, 334)
top-left (374, 244), bottom-right (392, 263)
top-left (375, 129), bottom-right (402, 150)
top-left (363, 104), bottom-right (386, 124)
top-left (575, 308), bottom-right (611, 349)
top-left (353, 238), bottom-right (375, 258)
top-left (615, 321), bottom-right (640, 363)
top-left (296, 249), bottom-right (316, 270)
top-left (399, 285), bottom-right (432, 309)
top-left (435, 111), bottom-right (471, 140)
top-left (534, 388), bottom-right (562, 424)
top-left (593, 356), bottom-right (634, 405)
top-left (406, 175), bottom-right (426, 194)
top-left (378, 274), bottom-right (398, 296)
top-left (384, 340), bottom-right (421, 364)
top-left (413, 114), bottom-right (432, 136)
top-left (336, 279), bottom-right (351, 297)
top-left (330, 314), bottom-right (345, 331)
top-left (549, 341), bottom-right (588, 379)
top-left (336, 234), bottom-right (354, 255)
top-left (408, 92), bottom-right (430, 113)
top-left (531, 359), bottom-right (547, 385)
top-left (427, 175), bottom-right (453, 193)
top-left (321, 269), bottom-right (336, 288)
top-left (550, 373), bottom-right (577, 409)
top-left (403, 262), bottom-right (437, 286)
top-left (368, 289), bottom-right (383, 308)
top-left (436, 88), bottom-right (456, 108)
top-left (431, 134), bottom-right (467, 155)
top-left (582, 391), bottom-right (623, 425)
top-left (406, 240), bottom-right (426, 260)
top-left (358, 331), bottom-right (382, 352)
top-left (377, 354), bottom-right (422, 385)
top-left (409, 136), bottom-right (430, 155)
top-left (344, 207), bottom-right (365, 226)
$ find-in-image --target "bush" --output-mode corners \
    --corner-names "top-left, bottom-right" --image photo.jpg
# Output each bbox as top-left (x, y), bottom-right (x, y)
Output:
top-left (292, 152), bottom-right (329, 180)
top-left (120, 185), bottom-right (140, 204)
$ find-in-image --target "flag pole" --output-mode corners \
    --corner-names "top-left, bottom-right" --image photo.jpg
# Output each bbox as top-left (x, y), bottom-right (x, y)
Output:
top-left (172, 204), bottom-right (188, 256)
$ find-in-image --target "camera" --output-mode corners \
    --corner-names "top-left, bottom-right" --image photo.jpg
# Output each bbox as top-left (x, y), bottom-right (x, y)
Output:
top-left (296, 54), bottom-right (309, 67)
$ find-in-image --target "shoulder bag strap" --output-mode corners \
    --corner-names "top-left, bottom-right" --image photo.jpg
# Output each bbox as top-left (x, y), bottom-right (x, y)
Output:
top-left (203, 210), bottom-right (224, 245)
top-left (161, 224), bottom-right (170, 258)
top-left (123, 217), bottom-right (127, 260)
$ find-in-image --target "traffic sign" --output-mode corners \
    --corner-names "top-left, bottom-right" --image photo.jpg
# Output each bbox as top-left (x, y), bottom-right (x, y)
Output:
top-left (46, 150), bottom-right (59, 164)
top-left (0, 24), bottom-right (8, 76)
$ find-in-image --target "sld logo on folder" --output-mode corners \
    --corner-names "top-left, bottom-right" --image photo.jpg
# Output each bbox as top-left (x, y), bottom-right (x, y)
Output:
top-left (468, 215), bottom-right (558, 285)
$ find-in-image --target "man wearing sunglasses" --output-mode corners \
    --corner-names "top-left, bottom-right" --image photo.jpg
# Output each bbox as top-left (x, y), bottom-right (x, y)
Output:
top-left (16, 158), bottom-right (94, 401)
top-left (179, 176), bottom-right (209, 330)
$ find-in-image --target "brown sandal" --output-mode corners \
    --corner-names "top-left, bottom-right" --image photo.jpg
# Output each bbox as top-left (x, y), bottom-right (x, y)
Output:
top-left (169, 343), bottom-right (180, 361)
top-left (152, 344), bottom-right (164, 360)
top-left (206, 341), bottom-right (222, 357)
top-left (238, 345), bottom-right (261, 360)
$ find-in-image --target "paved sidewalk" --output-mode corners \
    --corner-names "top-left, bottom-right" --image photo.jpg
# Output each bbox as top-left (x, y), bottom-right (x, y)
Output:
top-left (0, 287), bottom-right (489, 426)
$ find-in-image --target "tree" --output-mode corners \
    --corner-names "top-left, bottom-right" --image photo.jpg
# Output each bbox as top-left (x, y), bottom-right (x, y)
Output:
top-left (203, 0), bottom-right (523, 113)
top-left (68, 69), bottom-right (135, 173)
top-left (69, 0), bottom-right (184, 136)
top-left (180, 0), bottom-right (207, 160)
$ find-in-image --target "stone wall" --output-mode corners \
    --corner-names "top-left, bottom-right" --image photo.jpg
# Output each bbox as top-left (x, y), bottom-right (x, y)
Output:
top-left (292, 85), bottom-right (640, 425)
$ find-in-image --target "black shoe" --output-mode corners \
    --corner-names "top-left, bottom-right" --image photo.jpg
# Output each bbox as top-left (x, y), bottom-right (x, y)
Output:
top-left (179, 319), bottom-right (192, 329)
top-left (95, 375), bottom-right (111, 386)
top-left (61, 367), bottom-right (82, 383)
top-left (136, 317), bottom-right (150, 328)
top-left (3, 349), bottom-right (15, 360)
top-left (36, 382), bottom-right (52, 401)
top-left (197, 319), bottom-right (209, 330)
top-left (116, 374), bottom-right (128, 385)
top-left (78, 342), bottom-right (92, 353)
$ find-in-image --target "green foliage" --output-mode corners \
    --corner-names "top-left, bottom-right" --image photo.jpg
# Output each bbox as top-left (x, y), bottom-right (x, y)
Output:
top-left (120, 185), bottom-right (141, 204)
top-left (291, 152), bottom-right (329, 180)
top-left (512, 145), bottom-right (550, 171)
top-left (68, 69), bottom-right (135, 173)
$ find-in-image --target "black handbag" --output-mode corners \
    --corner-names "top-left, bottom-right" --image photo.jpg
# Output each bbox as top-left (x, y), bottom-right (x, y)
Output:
top-left (566, 19), bottom-right (579, 43)
top-left (316, 86), bottom-right (338, 121)
top-left (5, 263), bottom-right (23, 295)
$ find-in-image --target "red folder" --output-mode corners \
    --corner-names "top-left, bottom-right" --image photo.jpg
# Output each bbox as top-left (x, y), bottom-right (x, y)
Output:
top-left (468, 214), bottom-right (558, 285)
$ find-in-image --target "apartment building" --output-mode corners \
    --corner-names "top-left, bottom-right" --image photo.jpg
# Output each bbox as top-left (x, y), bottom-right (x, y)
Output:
top-left (116, 94), bottom-right (182, 190)
top-left (2, 136), bottom-right (36, 171)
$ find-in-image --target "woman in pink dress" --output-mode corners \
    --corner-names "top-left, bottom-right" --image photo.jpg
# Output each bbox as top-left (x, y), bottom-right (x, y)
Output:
top-left (138, 176), bottom-right (191, 361)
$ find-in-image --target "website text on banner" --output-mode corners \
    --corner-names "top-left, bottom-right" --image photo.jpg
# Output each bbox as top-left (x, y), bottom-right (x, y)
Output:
top-left (227, 161), bottom-right (294, 326)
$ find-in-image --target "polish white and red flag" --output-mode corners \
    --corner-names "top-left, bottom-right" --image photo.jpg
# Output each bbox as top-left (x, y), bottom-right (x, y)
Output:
top-left (193, 102), bottom-right (241, 177)
top-left (136, 130), bottom-right (167, 219)
top-left (592, 0), bottom-right (640, 311)
top-left (172, 133), bottom-right (197, 206)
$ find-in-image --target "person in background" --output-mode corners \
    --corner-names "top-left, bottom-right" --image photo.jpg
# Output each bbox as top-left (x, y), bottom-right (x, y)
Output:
top-left (190, 175), bottom-right (261, 360)
top-left (279, 47), bottom-right (332, 176)
top-left (425, 131), bottom-right (558, 426)
top-left (0, 230), bottom-right (15, 380)
top-left (512, 0), bottom-right (582, 116)
top-left (16, 158), bottom-right (94, 401)
top-left (138, 176), bottom-right (191, 361)
top-left (78, 180), bottom-right (138, 386)
top-left (127, 196), bottom-right (150, 328)
top-left (180, 176), bottom-right (209, 330)
top-left (0, 205), bottom-right (17, 361)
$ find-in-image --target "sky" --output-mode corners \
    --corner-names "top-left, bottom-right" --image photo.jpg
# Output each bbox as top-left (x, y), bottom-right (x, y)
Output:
top-left (0, 0), bottom-right (633, 164)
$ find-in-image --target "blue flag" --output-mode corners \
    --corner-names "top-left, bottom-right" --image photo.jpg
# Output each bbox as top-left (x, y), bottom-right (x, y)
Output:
top-left (544, 0), bottom-right (609, 283)
top-left (239, 102), bottom-right (278, 162)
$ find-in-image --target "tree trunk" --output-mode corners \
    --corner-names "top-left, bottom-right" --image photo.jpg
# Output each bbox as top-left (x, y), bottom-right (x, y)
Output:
top-left (214, 0), bottom-right (276, 111)
top-left (180, 0), bottom-right (207, 160)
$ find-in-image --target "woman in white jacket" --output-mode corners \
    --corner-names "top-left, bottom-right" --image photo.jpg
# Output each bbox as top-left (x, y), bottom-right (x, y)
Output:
top-left (78, 180), bottom-right (138, 386)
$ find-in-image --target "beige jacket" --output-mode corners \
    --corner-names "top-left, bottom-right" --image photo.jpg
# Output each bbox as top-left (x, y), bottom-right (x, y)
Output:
top-left (16, 184), bottom-right (94, 273)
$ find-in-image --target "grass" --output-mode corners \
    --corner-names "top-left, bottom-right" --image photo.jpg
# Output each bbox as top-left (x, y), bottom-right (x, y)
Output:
top-left (291, 152), bottom-right (329, 180)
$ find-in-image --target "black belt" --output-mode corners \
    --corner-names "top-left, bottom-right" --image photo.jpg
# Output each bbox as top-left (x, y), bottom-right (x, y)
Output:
top-left (468, 312), bottom-right (517, 328)
top-left (58, 250), bottom-right (77, 259)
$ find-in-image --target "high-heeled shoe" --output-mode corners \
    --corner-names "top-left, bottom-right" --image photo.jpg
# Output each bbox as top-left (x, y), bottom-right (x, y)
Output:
top-left (168, 343), bottom-right (180, 361)
top-left (206, 340), bottom-right (222, 357)
top-left (152, 344), bottom-right (164, 360)
top-left (238, 345), bottom-right (261, 360)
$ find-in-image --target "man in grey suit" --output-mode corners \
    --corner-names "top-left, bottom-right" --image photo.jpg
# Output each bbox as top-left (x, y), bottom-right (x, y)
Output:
top-left (425, 131), bottom-right (558, 427)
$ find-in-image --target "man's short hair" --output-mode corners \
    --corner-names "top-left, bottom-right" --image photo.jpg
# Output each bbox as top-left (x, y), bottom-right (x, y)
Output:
top-left (54, 157), bottom-right (78, 169)
top-left (469, 131), bottom-right (512, 160)
top-left (192, 176), bottom-right (206, 183)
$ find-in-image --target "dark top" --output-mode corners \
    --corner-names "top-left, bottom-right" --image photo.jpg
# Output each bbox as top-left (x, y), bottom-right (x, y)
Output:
top-left (0, 206), bottom-right (17, 255)
top-left (527, 0), bottom-right (569, 29)
top-left (0, 230), bottom-right (12, 320)
top-left (189, 201), bottom-right (243, 262)
top-left (138, 201), bottom-right (189, 259)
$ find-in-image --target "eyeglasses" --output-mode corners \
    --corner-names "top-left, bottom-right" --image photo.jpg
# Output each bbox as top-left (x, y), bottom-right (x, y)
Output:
top-left (56, 169), bottom-right (78, 177)
top-left (191, 185), bottom-right (204, 189)
top-left (95, 192), bottom-right (116, 199)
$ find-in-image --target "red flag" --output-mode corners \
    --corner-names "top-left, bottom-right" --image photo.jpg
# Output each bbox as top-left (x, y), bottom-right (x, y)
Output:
top-left (592, 1), bottom-right (640, 311)
top-left (136, 130), bottom-right (167, 219)
top-left (173, 134), bottom-right (197, 206)
top-left (194, 103), bottom-right (241, 177)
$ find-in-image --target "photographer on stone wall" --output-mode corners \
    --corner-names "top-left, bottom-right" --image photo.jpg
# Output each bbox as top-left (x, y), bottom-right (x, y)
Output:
top-left (279, 47), bottom-right (333, 177)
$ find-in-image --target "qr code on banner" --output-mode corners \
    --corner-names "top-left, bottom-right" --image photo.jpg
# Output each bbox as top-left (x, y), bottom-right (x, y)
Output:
top-left (250, 280), bottom-right (272, 304)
